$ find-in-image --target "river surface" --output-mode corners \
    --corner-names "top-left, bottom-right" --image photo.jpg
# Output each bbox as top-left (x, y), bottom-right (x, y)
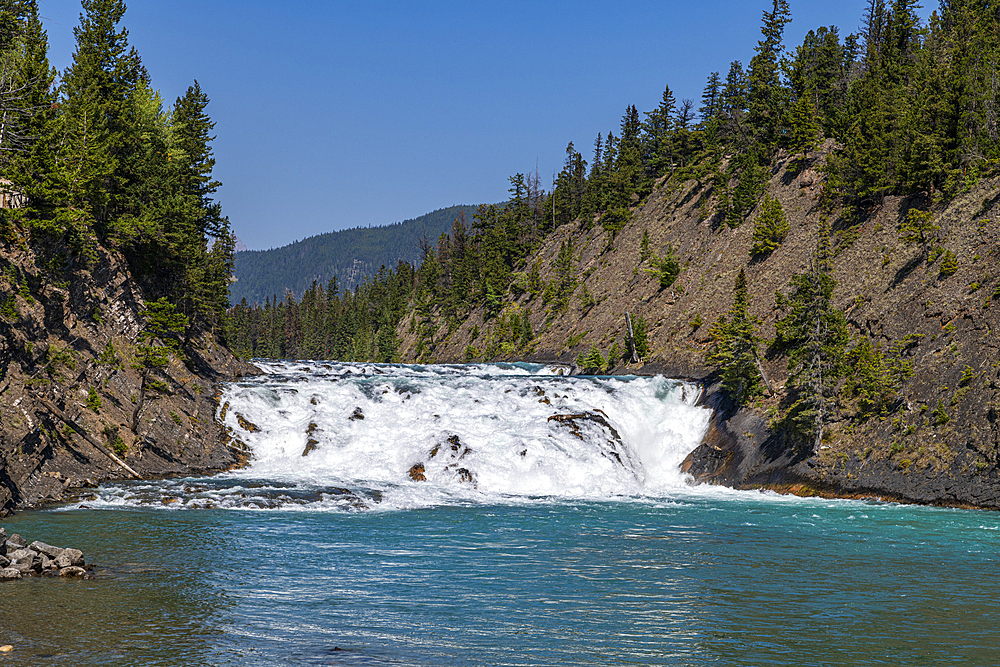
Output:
top-left (1, 362), bottom-right (997, 666)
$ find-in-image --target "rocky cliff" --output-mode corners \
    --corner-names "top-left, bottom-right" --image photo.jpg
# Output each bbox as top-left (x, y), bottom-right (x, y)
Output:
top-left (398, 144), bottom-right (1000, 508)
top-left (0, 240), bottom-right (256, 515)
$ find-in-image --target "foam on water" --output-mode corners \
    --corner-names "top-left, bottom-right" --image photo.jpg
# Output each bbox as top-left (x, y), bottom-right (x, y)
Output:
top-left (78, 361), bottom-right (721, 511)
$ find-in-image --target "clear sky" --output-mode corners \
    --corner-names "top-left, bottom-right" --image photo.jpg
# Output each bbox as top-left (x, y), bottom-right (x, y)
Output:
top-left (39, 1), bottom-right (935, 250)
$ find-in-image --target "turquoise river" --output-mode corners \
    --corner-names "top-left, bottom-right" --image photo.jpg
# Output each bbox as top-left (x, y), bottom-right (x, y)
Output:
top-left (0, 362), bottom-right (997, 666)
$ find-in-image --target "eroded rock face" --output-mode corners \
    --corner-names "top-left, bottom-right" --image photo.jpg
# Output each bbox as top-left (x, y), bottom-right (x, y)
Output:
top-left (548, 411), bottom-right (632, 469)
top-left (0, 243), bottom-right (260, 515)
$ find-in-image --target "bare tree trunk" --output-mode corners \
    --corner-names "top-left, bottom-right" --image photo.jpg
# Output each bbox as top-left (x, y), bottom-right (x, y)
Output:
top-left (36, 397), bottom-right (140, 478)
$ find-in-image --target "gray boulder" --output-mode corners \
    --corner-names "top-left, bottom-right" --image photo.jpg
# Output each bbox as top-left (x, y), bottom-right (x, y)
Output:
top-left (9, 561), bottom-right (33, 574)
top-left (0, 527), bottom-right (6, 542)
top-left (29, 541), bottom-right (65, 560)
top-left (0, 567), bottom-right (20, 581)
top-left (54, 549), bottom-right (84, 568)
top-left (4, 535), bottom-right (27, 553)
top-left (7, 548), bottom-right (35, 565)
top-left (0, 555), bottom-right (8, 568)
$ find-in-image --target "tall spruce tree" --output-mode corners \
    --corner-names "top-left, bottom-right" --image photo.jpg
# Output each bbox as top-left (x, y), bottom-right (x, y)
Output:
top-left (775, 219), bottom-right (849, 450)
top-left (59, 0), bottom-right (146, 238)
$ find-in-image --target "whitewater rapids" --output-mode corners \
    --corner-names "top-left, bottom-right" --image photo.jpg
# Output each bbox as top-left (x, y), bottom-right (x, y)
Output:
top-left (77, 362), bottom-right (714, 511)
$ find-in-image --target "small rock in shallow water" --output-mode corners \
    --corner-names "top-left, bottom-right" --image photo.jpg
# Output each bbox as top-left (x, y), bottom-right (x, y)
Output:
top-left (58, 566), bottom-right (87, 577)
top-left (0, 568), bottom-right (20, 580)
top-left (0, 644), bottom-right (12, 651)
top-left (54, 549), bottom-right (84, 568)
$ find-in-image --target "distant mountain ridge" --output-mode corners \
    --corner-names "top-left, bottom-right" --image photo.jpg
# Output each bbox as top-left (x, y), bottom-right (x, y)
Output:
top-left (231, 205), bottom-right (479, 305)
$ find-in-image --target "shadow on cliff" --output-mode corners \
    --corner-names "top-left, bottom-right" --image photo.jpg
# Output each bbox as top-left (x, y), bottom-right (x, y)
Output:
top-left (685, 372), bottom-right (812, 488)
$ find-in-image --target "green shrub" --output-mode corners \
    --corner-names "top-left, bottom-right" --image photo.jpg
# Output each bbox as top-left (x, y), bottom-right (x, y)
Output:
top-left (86, 387), bottom-right (102, 413)
top-left (749, 195), bottom-right (789, 258)
top-left (646, 246), bottom-right (680, 289)
top-left (932, 400), bottom-right (951, 425)
top-left (576, 344), bottom-right (606, 374)
top-left (939, 250), bottom-right (958, 277)
top-left (0, 296), bottom-right (16, 321)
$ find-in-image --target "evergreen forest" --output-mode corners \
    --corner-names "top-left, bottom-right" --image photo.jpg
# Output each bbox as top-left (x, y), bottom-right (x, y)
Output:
top-left (229, 0), bottom-right (1000, 449)
top-left (231, 205), bottom-right (479, 307)
top-left (0, 0), bottom-right (233, 337)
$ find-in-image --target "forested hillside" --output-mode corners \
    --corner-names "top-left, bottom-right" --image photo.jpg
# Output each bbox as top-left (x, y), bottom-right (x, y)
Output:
top-left (228, 0), bottom-right (1000, 506)
top-left (0, 0), bottom-right (249, 512)
top-left (230, 205), bottom-right (478, 306)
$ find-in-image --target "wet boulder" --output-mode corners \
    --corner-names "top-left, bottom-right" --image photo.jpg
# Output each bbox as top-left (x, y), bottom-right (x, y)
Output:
top-left (302, 422), bottom-right (320, 456)
top-left (58, 566), bottom-right (87, 577)
top-left (408, 463), bottom-right (427, 481)
top-left (0, 568), bottom-right (20, 580)
top-left (548, 411), bottom-right (633, 470)
top-left (236, 414), bottom-right (260, 433)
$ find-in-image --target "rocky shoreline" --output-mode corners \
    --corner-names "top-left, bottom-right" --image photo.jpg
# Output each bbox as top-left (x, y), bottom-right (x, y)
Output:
top-left (0, 526), bottom-right (90, 580)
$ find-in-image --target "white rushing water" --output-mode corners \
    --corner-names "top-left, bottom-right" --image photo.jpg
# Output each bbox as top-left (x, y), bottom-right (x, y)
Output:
top-left (79, 361), bottom-right (714, 512)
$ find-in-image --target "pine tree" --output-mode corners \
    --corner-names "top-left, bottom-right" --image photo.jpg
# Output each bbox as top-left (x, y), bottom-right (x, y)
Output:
top-left (750, 195), bottom-right (789, 257)
top-left (746, 0), bottom-right (792, 146)
top-left (699, 71), bottom-right (722, 123)
top-left (898, 207), bottom-right (939, 259)
top-left (706, 269), bottom-right (763, 405)
top-left (59, 0), bottom-right (146, 237)
top-left (642, 85), bottom-right (675, 178)
top-left (775, 219), bottom-right (849, 449)
top-left (787, 95), bottom-right (821, 167)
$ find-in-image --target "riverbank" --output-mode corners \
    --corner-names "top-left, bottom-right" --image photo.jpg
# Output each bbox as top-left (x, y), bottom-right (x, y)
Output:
top-left (0, 241), bottom-right (259, 516)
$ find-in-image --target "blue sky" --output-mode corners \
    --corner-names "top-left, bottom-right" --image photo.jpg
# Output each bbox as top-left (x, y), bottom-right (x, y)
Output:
top-left (40, 1), bottom-right (935, 250)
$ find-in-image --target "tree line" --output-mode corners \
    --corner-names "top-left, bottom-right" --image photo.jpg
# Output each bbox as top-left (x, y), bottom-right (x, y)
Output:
top-left (0, 0), bottom-right (233, 336)
top-left (229, 0), bottom-right (999, 448)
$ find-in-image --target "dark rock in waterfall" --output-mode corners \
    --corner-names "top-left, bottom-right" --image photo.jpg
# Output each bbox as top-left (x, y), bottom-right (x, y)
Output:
top-left (349, 407), bottom-right (365, 421)
top-left (408, 464), bottom-right (427, 481)
top-left (236, 414), bottom-right (261, 433)
top-left (303, 422), bottom-right (320, 456)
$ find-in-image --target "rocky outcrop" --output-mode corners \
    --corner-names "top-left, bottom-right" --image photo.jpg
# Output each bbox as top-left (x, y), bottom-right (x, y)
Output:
top-left (395, 145), bottom-right (1000, 508)
top-left (0, 526), bottom-right (91, 579)
top-left (0, 241), bottom-right (258, 515)
top-left (408, 434), bottom-right (477, 487)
